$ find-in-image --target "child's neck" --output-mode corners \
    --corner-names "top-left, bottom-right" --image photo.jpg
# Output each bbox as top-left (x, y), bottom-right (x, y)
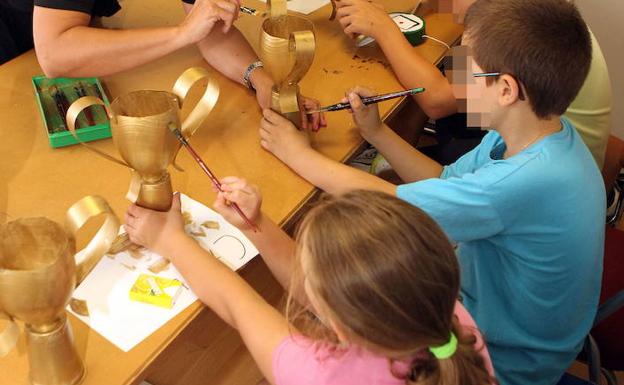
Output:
top-left (495, 106), bottom-right (562, 159)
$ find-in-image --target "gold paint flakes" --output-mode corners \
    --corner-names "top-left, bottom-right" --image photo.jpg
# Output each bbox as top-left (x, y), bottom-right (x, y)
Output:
top-left (148, 258), bottom-right (170, 274)
top-left (182, 211), bottom-right (193, 226)
top-left (70, 298), bottom-right (89, 317)
top-left (201, 220), bottom-right (220, 230)
top-left (190, 228), bottom-right (206, 237)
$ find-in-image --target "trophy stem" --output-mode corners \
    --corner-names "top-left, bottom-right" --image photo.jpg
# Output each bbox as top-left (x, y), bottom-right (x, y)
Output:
top-left (271, 87), bottom-right (302, 128)
top-left (26, 314), bottom-right (85, 385)
top-left (136, 172), bottom-right (174, 212)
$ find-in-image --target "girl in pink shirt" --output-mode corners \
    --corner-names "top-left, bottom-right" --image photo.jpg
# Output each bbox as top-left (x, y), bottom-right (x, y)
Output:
top-left (125, 183), bottom-right (495, 385)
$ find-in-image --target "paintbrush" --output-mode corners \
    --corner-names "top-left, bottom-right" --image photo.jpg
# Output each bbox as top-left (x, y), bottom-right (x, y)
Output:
top-left (306, 87), bottom-right (425, 114)
top-left (239, 6), bottom-right (258, 15)
top-left (168, 125), bottom-right (259, 232)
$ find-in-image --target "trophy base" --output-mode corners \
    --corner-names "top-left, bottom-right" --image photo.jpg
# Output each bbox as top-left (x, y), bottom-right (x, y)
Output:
top-left (26, 314), bottom-right (85, 385)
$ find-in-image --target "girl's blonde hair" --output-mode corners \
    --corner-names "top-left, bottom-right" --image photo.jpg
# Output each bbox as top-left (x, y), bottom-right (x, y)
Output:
top-left (286, 190), bottom-right (493, 385)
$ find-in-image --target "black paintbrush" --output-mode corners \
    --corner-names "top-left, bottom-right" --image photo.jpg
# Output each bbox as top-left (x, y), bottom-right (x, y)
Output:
top-left (306, 87), bottom-right (425, 114)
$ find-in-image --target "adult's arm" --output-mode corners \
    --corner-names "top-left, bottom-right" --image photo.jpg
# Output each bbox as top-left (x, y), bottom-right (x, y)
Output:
top-left (33, 0), bottom-right (237, 77)
top-left (181, 2), bottom-right (274, 99)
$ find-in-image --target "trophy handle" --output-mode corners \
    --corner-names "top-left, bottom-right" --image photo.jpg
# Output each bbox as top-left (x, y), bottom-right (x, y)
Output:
top-left (66, 96), bottom-right (130, 169)
top-left (329, 0), bottom-right (337, 20)
top-left (0, 312), bottom-right (19, 357)
top-left (284, 30), bottom-right (316, 86)
top-left (172, 67), bottom-right (220, 138)
top-left (267, 0), bottom-right (287, 19)
top-left (65, 195), bottom-right (121, 284)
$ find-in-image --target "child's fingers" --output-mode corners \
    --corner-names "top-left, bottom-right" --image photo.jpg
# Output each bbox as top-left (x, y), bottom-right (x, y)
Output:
top-left (262, 108), bottom-right (283, 125)
top-left (220, 176), bottom-right (242, 185)
top-left (335, 5), bottom-right (352, 19)
top-left (213, 192), bottom-right (228, 212)
top-left (220, 178), bottom-right (255, 195)
top-left (348, 92), bottom-right (365, 111)
top-left (260, 117), bottom-right (274, 133)
top-left (348, 86), bottom-right (375, 98)
top-left (259, 126), bottom-right (272, 143)
top-left (170, 192), bottom-right (182, 212)
top-left (123, 223), bottom-right (134, 234)
top-left (338, 14), bottom-right (354, 30)
top-left (320, 112), bottom-right (328, 127)
top-left (341, 94), bottom-right (354, 113)
top-left (336, 0), bottom-right (355, 9)
top-left (300, 113), bottom-right (309, 130)
top-left (124, 212), bottom-right (135, 228)
top-left (310, 112), bottom-right (321, 131)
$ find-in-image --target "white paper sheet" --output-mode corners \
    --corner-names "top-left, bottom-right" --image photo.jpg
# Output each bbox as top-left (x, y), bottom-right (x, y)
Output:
top-left (67, 194), bottom-right (259, 352)
top-left (256, 0), bottom-right (330, 15)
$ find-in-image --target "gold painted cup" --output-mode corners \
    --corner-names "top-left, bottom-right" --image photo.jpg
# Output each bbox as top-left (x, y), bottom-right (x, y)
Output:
top-left (0, 196), bottom-right (119, 385)
top-left (65, 67), bottom-right (220, 212)
top-left (259, 15), bottom-right (315, 125)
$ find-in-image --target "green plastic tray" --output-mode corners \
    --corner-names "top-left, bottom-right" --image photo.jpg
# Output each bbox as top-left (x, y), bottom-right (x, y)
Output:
top-left (32, 75), bottom-right (112, 148)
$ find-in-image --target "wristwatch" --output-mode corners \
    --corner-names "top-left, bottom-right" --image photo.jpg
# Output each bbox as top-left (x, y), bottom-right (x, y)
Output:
top-left (243, 61), bottom-right (264, 91)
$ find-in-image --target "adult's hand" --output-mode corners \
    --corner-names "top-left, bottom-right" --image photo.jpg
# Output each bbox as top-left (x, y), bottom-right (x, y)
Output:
top-left (179, 0), bottom-right (240, 45)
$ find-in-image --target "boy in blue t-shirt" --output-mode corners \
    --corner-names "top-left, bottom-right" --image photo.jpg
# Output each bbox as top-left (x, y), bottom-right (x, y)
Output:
top-left (257, 0), bottom-right (605, 383)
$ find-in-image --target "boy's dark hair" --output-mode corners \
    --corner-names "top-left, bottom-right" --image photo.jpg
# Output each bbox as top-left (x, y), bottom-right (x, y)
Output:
top-left (464, 0), bottom-right (592, 118)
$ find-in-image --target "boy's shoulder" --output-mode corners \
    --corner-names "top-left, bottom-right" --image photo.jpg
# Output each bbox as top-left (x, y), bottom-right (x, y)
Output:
top-left (461, 119), bottom-right (598, 185)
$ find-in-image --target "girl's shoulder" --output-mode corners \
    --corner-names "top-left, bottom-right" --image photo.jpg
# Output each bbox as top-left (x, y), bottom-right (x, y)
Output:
top-left (273, 335), bottom-right (406, 385)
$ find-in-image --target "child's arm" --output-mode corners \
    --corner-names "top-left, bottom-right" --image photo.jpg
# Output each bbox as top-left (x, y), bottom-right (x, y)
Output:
top-left (259, 89), bottom-right (443, 191)
top-left (215, 177), bottom-right (297, 291)
top-left (345, 88), bottom-right (444, 182)
top-left (124, 194), bottom-right (289, 385)
top-left (260, 109), bottom-right (397, 195)
top-left (334, 0), bottom-right (456, 119)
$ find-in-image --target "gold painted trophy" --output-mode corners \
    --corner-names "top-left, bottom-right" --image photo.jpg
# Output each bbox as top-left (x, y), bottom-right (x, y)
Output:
top-left (65, 67), bottom-right (219, 212)
top-left (259, 0), bottom-right (316, 126)
top-left (0, 196), bottom-right (119, 385)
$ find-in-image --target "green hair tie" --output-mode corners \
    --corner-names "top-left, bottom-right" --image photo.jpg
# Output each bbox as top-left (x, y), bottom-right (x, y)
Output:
top-left (428, 332), bottom-right (458, 359)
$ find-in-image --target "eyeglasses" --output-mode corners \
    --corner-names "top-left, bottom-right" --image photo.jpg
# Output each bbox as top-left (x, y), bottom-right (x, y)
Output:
top-left (472, 72), bottom-right (526, 100)
top-left (473, 72), bottom-right (501, 78)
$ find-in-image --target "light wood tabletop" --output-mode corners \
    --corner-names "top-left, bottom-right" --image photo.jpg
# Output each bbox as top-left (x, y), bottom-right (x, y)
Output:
top-left (0, 1), bottom-right (462, 384)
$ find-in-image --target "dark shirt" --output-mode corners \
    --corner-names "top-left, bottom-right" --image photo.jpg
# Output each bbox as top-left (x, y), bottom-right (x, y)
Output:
top-left (0, 0), bottom-right (120, 64)
top-left (5, 0), bottom-right (121, 17)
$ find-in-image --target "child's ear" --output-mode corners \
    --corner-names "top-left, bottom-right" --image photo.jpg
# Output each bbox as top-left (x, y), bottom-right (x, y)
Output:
top-left (498, 74), bottom-right (522, 107)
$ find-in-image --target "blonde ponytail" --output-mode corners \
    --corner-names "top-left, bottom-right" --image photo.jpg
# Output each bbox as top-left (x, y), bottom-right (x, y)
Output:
top-left (408, 319), bottom-right (495, 385)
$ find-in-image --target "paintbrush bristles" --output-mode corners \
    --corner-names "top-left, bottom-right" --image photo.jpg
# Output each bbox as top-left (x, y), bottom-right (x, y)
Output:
top-left (168, 124), bottom-right (185, 142)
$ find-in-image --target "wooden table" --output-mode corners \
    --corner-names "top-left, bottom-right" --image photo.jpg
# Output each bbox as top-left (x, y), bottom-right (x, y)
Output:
top-left (0, 1), bottom-right (462, 384)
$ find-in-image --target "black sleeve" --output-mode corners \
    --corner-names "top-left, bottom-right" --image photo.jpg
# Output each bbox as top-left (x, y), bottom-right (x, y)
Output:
top-left (34, 0), bottom-right (121, 17)
top-left (34, 0), bottom-right (95, 14)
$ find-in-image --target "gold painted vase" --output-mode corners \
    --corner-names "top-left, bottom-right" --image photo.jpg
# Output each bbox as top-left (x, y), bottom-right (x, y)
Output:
top-left (65, 67), bottom-right (219, 212)
top-left (0, 196), bottom-right (119, 385)
top-left (259, 0), bottom-right (316, 126)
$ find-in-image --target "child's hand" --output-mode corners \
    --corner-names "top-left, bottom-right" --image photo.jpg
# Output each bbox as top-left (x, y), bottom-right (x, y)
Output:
top-left (213, 177), bottom-right (262, 231)
top-left (335, 0), bottom-right (394, 40)
top-left (344, 86), bottom-right (383, 140)
top-left (299, 95), bottom-right (328, 132)
top-left (124, 193), bottom-right (187, 257)
top-left (259, 108), bottom-right (312, 162)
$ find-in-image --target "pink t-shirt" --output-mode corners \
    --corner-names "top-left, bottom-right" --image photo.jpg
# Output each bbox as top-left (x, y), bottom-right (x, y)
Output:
top-left (272, 301), bottom-right (494, 385)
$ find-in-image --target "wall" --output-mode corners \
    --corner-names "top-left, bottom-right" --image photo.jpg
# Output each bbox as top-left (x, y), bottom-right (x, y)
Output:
top-left (576, 0), bottom-right (624, 139)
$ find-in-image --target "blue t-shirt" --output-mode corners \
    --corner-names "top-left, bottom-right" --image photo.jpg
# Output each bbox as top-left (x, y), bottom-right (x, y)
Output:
top-left (397, 118), bottom-right (605, 385)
